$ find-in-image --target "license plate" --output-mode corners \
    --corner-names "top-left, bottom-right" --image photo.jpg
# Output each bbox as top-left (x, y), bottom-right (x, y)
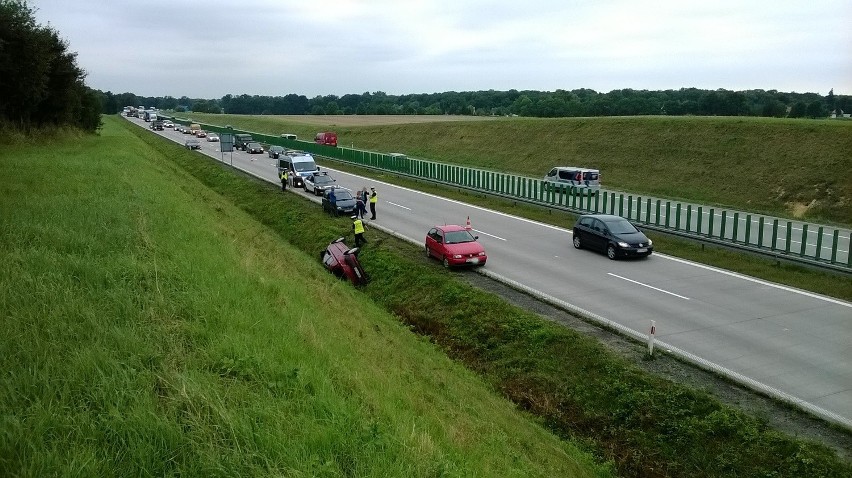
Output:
top-left (636, 248), bottom-right (647, 253)
top-left (467, 258), bottom-right (480, 264)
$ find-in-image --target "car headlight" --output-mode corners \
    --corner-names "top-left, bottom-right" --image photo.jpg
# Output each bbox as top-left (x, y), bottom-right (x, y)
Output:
top-left (617, 241), bottom-right (629, 248)
top-left (477, 251), bottom-right (486, 256)
top-left (647, 239), bottom-right (653, 246)
top-left (452, 254), bottom-right (462, 259)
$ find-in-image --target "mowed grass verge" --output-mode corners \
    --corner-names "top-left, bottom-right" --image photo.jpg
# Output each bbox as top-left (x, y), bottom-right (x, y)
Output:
top-left (0, 119), bottom-right (610, 476)
top-left (120, 117), bottom-right (852, 476)
top-left (183, 112), bottom-right (852, 226)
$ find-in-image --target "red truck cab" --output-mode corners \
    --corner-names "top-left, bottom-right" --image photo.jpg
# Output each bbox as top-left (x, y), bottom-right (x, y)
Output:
top-left (314, 131), bottom-right (338, 147)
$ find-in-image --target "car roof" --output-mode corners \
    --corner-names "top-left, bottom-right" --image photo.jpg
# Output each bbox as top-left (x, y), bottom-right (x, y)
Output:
top-left (435, 224), bottom-right (467, 232)
top-left (580, 214), bottom-right (626, 222)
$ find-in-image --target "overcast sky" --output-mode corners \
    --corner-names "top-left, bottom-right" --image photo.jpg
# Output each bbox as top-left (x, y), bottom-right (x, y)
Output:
top-left (32, 0), bottom-right (851, 99)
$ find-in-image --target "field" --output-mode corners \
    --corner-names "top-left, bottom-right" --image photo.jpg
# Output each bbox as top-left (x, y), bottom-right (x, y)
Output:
top-left (182, 113), bottom-right (852, 225)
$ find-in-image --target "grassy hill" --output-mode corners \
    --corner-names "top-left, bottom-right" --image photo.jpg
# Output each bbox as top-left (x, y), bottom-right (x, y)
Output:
top-left (181, 113), bottom-right (852, 226)
top-left (0, 119), bottom-right (608, 476)
top-left (2, 116), bottom-right (850, 477)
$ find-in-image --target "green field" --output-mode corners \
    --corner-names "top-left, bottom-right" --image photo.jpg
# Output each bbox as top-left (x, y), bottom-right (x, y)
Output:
top-left (2, 116), bottom-right (850, 477)
top-left (181, 113), bottom-right (852, 226)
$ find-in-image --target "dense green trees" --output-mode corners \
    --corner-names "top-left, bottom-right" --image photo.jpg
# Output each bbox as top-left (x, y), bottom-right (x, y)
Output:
top-left (113, 87), bottom-right (847, 120)
top-left (0, 0), bottom-right (101, 131)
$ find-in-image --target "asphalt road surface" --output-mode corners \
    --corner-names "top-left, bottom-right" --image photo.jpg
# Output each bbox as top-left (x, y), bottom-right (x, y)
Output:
top-left (130, 117), bottom-right (852, 429)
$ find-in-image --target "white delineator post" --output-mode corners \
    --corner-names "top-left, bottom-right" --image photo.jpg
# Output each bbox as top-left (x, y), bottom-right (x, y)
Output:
top-left (648, 320), bottom-right (656, 356)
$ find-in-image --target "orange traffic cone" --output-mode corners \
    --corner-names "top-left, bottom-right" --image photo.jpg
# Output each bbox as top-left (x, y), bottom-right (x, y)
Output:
top-left (465, 216), bottom-right (472, 230)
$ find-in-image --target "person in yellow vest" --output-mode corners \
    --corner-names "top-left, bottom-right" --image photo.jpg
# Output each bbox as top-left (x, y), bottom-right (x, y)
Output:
top-left (352, 215), bottom-right (367, 247)
top-left (279, 170), bottom-right (288, 191)
top-left (369, 187), bottom-right (377, 220)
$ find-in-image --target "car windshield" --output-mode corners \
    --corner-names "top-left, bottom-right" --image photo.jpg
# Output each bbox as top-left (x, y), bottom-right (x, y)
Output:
top-left (444, 230), bottom-right (476, 244)
top-left (294, 161), bottom-right (317, 172)
top-left (313, 175), bottom-right (334, 185)
top-left (335, 190), bottom-right (353, 200)
top-left (606, 219), bottom-right (639, 234)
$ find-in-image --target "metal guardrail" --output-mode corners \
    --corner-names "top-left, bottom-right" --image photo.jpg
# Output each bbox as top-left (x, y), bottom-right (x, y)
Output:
top-left (170, 117), bottom-right (852, 273)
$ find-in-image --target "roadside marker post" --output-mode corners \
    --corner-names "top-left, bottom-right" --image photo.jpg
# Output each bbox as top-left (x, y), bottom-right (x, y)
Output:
top-left (466, 216), bottom-right (472, 230)
top-left (648, 320), bottom-right (656, 357)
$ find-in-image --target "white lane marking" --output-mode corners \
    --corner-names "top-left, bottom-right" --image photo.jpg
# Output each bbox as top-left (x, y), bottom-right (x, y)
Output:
top-left (472, 229), bottom-right (506, 241)
top-left (608, 273), bottom-right (691, 300)
top-left (387, 201), bottom-right (411, 211)
top-left (657, 255), bottom-right (852, 308)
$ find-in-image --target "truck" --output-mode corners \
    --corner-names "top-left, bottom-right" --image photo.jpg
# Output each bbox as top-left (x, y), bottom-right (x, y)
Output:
top-left (143, 110), bottom-right (158, 122)
top-left (150, 119), bottom-right (164, 131)
top-left (233, 133), bottom-right (253, 150)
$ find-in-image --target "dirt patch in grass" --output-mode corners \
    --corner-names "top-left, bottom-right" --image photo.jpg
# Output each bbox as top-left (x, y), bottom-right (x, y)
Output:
top-left (458, 271), bottom-right (852, 462)
top-left (253, 114), bottom-right (501, 127)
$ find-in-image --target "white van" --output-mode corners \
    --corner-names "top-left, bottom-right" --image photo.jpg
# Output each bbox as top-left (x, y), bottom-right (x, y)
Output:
top-left (278, 152), bottom-right (318, 188)
top-left (544, 167), bottom-right (601, 190)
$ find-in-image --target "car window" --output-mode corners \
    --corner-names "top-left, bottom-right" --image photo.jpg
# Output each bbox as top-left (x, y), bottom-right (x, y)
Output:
top-left (558, 170), bottom-right (573, 180)
top-left (592, 219), bottom-right (604, 232)
top-left (579, 217), bottom-right (594, 227)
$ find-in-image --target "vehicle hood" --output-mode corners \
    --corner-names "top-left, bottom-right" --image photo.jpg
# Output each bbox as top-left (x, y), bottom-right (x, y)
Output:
top-left (445, 242), bottom-right (485, 255)
top-left (614, 231), bottom-right (649, 245)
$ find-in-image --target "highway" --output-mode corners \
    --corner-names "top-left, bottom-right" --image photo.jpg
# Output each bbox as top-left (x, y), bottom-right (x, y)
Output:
top-left (130, 116), bottom-right (852, 429)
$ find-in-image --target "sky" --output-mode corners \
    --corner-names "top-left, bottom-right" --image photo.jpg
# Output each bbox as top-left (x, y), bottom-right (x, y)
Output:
top-left (32, 0), bottom-right (852, 99)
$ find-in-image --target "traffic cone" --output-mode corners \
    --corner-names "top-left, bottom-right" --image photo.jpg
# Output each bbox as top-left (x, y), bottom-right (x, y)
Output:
top-left (465, 216), bottom-right (472, 230)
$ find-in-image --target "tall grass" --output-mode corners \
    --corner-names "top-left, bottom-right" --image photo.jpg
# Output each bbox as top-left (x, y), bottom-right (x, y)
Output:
top-left (0, 118), bottom-right (610, 476)
top-left (125, 117), bottom-right (852, 476)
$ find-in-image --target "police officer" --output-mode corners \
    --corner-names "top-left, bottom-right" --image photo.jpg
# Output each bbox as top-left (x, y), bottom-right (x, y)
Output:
top-left (280, 169), bottom-right (288, 191)
top-left (369, 187), bottom-right (377, 220)
top-left (352, 215), bottom-right (367, 247)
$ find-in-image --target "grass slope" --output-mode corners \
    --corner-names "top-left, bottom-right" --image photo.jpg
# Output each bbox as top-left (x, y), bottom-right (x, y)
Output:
top-left (182, 113), bottom-right (852, 225)
top-left (0, 119), bottom-right (609, 476)
top-left (118, 117), bottom-right (851, 477)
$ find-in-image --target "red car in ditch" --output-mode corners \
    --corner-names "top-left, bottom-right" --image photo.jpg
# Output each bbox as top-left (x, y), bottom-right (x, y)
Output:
top-left (425, 225), bottom-right (487, 268)
top-left (321, 237), bottom-right (368, 286)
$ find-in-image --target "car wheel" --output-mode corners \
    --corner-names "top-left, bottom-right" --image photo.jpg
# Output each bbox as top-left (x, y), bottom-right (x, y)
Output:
top-left (425, 246), bottom-right (430, 258)
top-left (573, 235), bottom-right (582, 249)
top-left (607, 244), bottom-right (617, 260)
top-left (442, 257), bottom-right (450, 268)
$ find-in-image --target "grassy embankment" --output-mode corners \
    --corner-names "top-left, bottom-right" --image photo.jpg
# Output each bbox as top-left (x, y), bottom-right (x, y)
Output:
top-left (112, 116), bottom-right (850, 476)
top-left (182, 113), bottom-right (852, 302)
top-left (0, 118), bottom-right (610, 476)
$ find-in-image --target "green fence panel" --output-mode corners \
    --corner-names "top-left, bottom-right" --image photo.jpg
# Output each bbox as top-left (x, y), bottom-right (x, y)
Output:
top-left (757, 217), bottom-right (764, 248)
top-left (799, 224), bottom-right (808, 257)
top-left (665, 202), bottom-right (671, 228)
top-left (732, 212), bottom-right (740, 243)
top-left (685, 205), bottom-right (691, 232)
top-left (815, 226), bottom-right (824, 260)
top-left (721, 211), bottom-right (728, 240)
top-left (655, 200), bottom-right (661, 226)
top-left (707, 208), bottom-right (714, 237)
top-left (830, 230), bottom-right (839, 264)
top-left (771, 219), bottom-right (778, 251)
top-left (785, 222), bottom-right (792, 253)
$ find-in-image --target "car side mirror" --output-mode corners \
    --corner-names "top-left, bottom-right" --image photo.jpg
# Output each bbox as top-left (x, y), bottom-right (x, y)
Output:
top-left (474, 236), bottom-right (479, 240)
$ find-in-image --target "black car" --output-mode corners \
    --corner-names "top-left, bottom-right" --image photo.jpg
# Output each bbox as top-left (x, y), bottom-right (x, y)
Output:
top-left (322, 188), bottom-right (356, 216)
top-left (268, 145), bottom-right (285, 158)
top-left (572, 214), bottom-right (652, 259)
top-left (246, 142), bottom-right (264, 154)
top-left (184, 139), bottom-right (201, 150)
top-left (304, 171), bottom-right (336, 196)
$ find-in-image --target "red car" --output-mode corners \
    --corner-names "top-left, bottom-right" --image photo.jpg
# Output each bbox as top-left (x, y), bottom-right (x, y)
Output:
top-left (321, 237), bottom-right (368, 286)
top-left (425, 225), bottom-right (487, 268)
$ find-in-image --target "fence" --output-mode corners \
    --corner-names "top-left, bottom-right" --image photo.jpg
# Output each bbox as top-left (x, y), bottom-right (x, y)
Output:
top-left (169, 117), bottom-right (852, 272)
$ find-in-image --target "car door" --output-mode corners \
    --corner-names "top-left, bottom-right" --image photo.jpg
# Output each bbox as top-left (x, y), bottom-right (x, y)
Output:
top-left (425, 228), bottom-right (443, 258)
top-left (589, 219), bottom-right (608, 251)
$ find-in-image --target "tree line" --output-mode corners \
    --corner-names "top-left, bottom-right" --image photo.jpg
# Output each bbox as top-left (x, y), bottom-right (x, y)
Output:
top-left (99, 87), bottom-right (850, 120)
top-left (0, 0), bottom-right (101, 132)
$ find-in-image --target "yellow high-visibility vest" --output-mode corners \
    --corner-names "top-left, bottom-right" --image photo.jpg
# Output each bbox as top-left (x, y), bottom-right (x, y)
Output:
top-left (353, 219), bottom-right (365, 234)
top-left (369, 191), bottom-right (377, 203)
